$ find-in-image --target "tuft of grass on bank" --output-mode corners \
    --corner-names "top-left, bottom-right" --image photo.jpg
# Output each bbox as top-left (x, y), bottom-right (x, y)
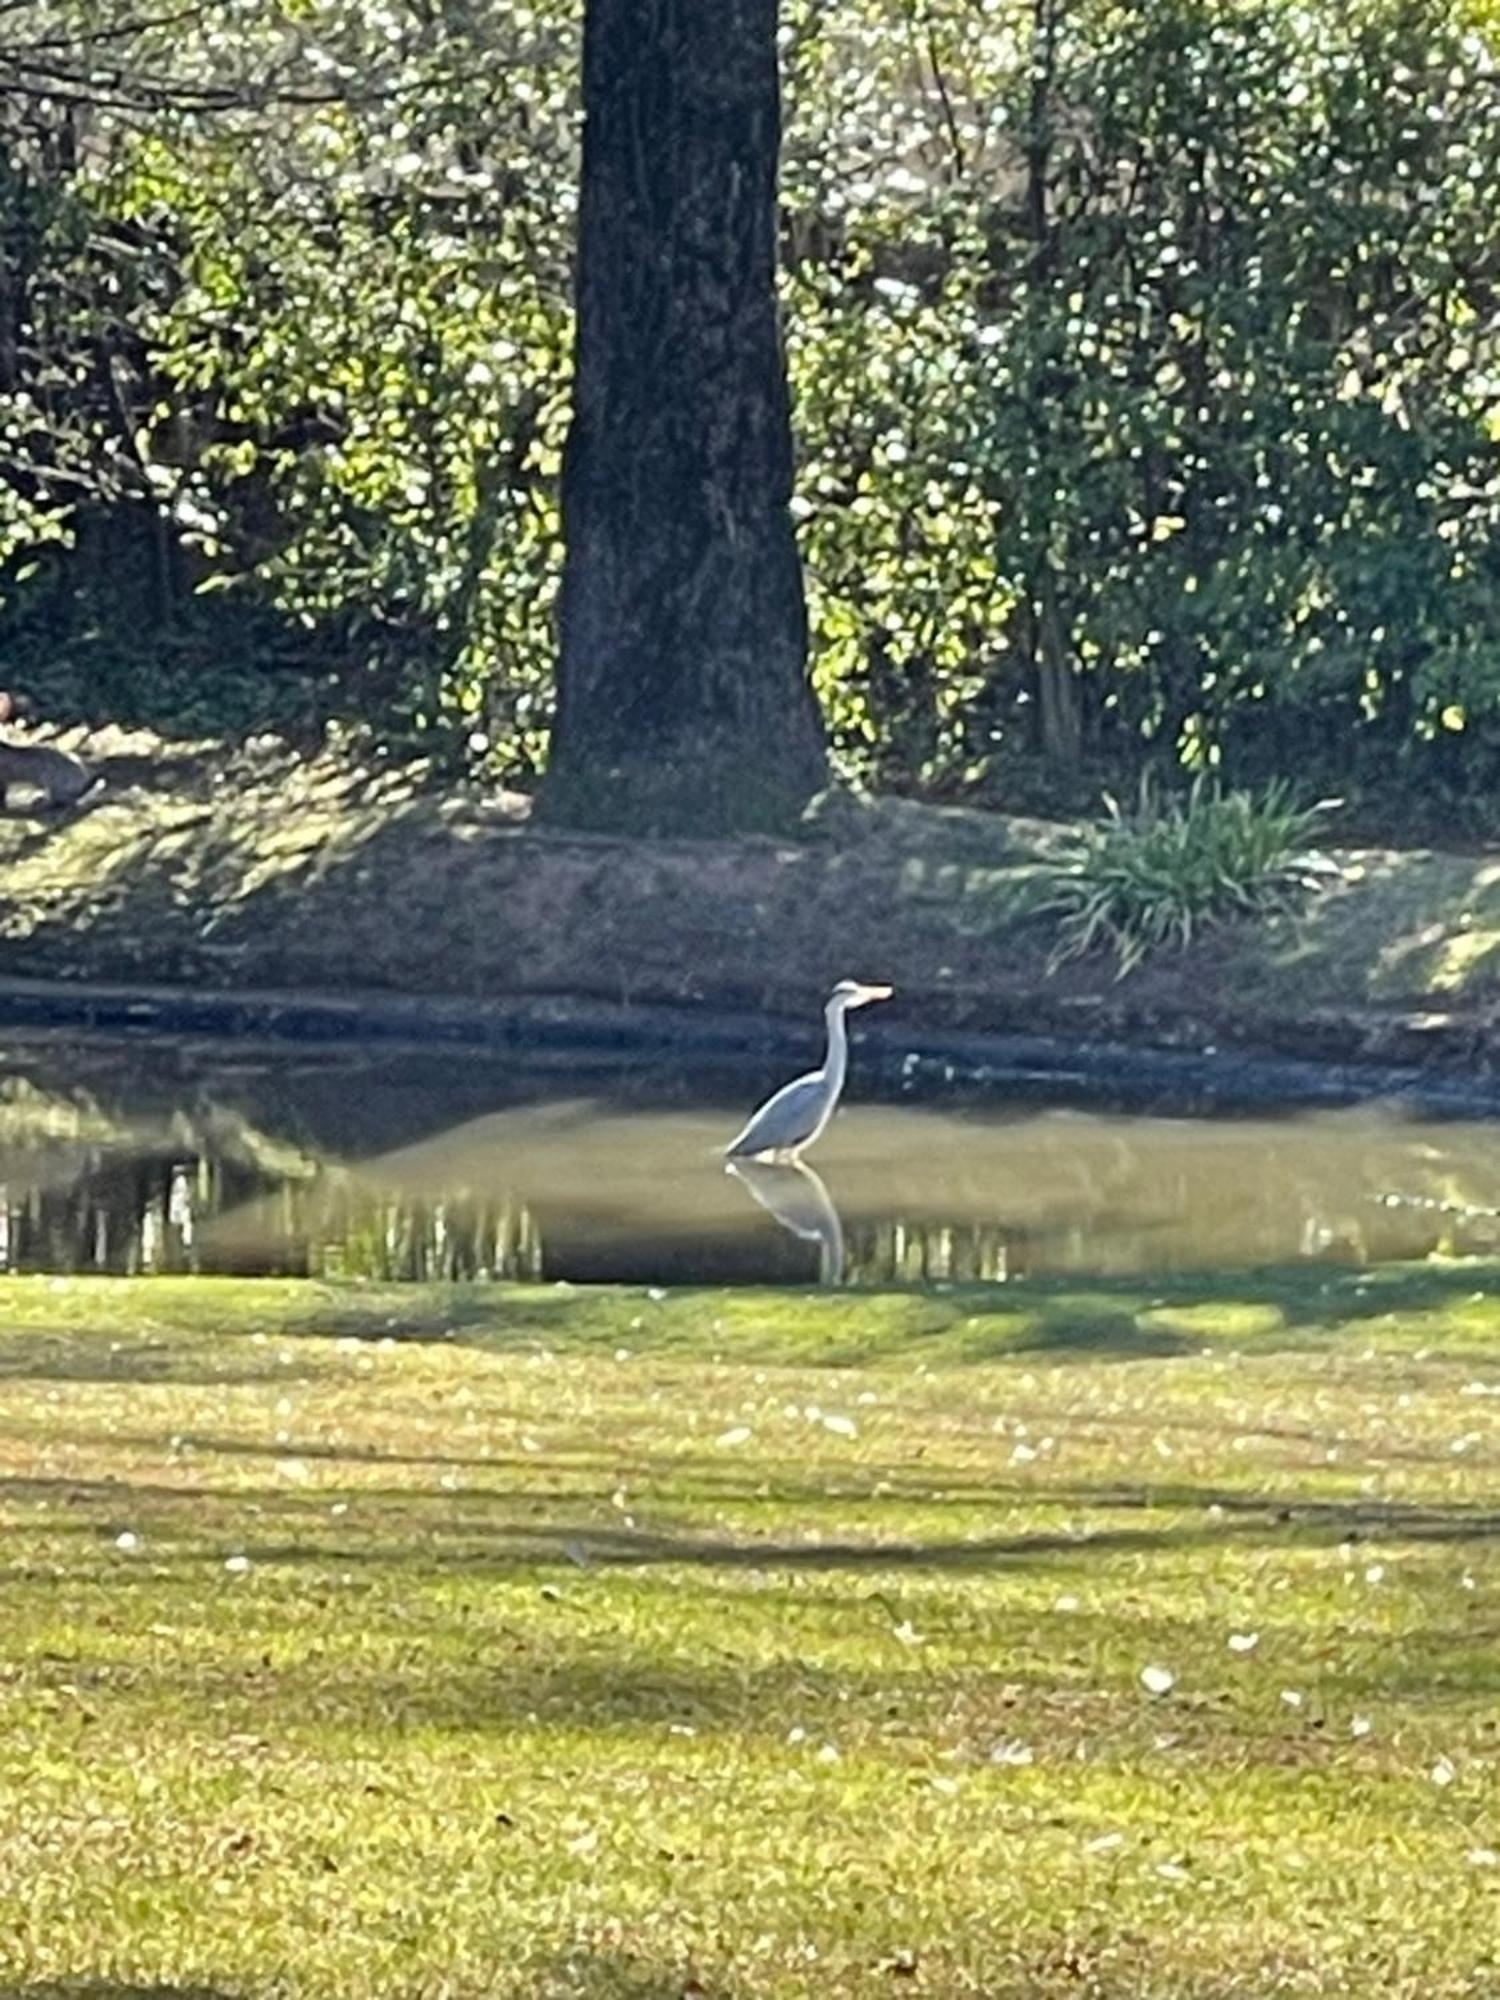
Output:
top-left (2, 1269), bottom-right (1500, 1998)
top-left (1040, 778), bottom-right (1331, 977)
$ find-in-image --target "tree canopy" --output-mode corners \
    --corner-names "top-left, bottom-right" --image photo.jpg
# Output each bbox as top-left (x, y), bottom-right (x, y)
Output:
top-left (3, 0), bottom-right (1500, 823)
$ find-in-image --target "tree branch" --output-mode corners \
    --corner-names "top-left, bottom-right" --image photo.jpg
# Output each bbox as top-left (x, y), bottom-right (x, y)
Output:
top-left (926, 28), bottom-right (967, 180)
top-left (3, 5), bottom-right (209, 56)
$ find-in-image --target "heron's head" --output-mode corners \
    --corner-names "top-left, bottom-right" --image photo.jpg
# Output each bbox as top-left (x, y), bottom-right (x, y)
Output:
top-left (828, 978), bottom-right (894, 1011)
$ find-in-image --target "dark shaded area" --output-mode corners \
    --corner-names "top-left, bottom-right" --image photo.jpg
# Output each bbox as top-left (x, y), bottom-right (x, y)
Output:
top-left (6, 985), bottom-right (1500, 1117)
top-left (8, 1463), bottom-right (1500, 1584)
top-left (1002, 1305), bottom-right (1195, 1360)
top-left (0, 1344), bottom-right (332, 1388)
top-left (7, 1474), bottom-right (1500, 1744)
top-left (2, 1987), bottom-right (240, 2000)
top-left (2, 514), bottom-right (361, 745)
top-left (523, 1955), bottom-right (737, 2000)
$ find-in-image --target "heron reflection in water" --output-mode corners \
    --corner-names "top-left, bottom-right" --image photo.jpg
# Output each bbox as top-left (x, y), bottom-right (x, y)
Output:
top-left (727, 1157), bottom-right (846, 1284)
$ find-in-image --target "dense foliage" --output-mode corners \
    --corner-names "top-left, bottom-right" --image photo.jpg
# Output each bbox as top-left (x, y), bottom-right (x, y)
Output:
top-left (3, 0), bottom-right (1500, 819)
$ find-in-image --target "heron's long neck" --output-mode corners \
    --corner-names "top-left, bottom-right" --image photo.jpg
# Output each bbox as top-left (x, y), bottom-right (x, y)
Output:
top-left (822, 1000), bottom-right (851, 1094)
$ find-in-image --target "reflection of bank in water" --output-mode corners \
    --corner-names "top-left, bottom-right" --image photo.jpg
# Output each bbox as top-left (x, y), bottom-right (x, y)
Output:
top-left (726, 1159), bottom-right (845, 1285)
top-left (8, 1049), bottom-right (1500, 1281)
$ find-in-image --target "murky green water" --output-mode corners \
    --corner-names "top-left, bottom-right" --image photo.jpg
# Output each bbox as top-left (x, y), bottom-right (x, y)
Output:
top-left (2, 1030), bottom-right (1499, 1286)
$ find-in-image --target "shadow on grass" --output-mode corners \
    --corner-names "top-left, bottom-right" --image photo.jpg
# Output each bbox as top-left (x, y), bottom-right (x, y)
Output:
top-left (3, 1986), bottom-right (241, 2000)
top-left (524, 1954), bottom-right (736, 2000)
top-left (1003, 1306), bottom-right (1195, 1360)
top-left (275, 1260), bottom-right (1500, 1363)
top-left (5, 1261), bottom-right (1499, 1387)
top-left (7, 1465), bottom-right (1500, 1579)
top-left (0, 1344), bottom-right (332, 1388)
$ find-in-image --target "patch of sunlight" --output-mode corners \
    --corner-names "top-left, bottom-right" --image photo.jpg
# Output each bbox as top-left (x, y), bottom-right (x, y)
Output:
top-left (0, 1080), bottom-right (124, 1145)
top-left (2, 811), bottom-right (156, 901)
top-left (1370, 920), bottom-right (1460, 998)
top-left (233, 849), bottom-right (322, 900)
top-left (1425, 928), bottom-right (1500, 994)
top-left (1139, 1301), bottom-right (1287, 1340)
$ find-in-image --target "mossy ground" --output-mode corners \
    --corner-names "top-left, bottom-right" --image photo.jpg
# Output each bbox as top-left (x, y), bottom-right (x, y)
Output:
top-left (2, 1268), bottom-right (1500, 1997)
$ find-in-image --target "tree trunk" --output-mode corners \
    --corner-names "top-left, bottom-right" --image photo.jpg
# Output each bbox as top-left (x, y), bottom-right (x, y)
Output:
top-left (1035, 566), bottom-right (1081, 769)
top-left (541, 0), bottom-right (828, 838)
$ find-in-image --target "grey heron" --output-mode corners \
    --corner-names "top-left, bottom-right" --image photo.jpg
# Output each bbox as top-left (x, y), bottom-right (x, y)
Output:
top-left (724, 980), bottom-right (893, 1161)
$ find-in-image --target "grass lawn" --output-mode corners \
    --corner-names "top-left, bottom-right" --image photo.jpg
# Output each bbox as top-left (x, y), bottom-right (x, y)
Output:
top-left (2, 1267), bottom-right (1500, 1998)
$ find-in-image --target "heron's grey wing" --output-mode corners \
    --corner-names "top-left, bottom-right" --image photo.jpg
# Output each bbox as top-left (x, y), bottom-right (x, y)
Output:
top-left (724, 1071), bottom-right (828, 1157)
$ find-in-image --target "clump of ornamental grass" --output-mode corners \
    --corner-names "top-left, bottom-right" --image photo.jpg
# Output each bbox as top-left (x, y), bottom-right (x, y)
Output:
top-left (1041, 774), bottom-right (1334, 977)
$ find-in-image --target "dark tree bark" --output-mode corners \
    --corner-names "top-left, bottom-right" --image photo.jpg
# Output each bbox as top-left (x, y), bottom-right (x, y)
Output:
top-left (542, 0), bottom-right (828, 838)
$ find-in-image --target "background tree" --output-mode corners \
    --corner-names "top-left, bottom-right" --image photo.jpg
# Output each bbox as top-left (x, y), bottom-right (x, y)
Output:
top-left (4, 0), bottom-right (1500, 834)
top-left (541, 0), bottom-right (829, 837)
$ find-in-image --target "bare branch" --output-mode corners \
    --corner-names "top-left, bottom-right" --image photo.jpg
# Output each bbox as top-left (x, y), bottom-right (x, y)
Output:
top-left (926, 28), bottom-right (967, 180)
top-left (5, 6), bottom-right (210, 57)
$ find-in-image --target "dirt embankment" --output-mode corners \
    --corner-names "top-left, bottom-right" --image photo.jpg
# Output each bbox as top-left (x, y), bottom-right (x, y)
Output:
top-left (2, 723), bottom-right (1499, 1070)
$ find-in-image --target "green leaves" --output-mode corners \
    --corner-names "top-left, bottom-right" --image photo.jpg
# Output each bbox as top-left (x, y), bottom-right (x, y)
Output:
top-left (3, 0), bottom-right (1500, 814)
top-left (1, 0), bottom-right (576, 755)
top-left (786, 0), bottom-right (1500, 811)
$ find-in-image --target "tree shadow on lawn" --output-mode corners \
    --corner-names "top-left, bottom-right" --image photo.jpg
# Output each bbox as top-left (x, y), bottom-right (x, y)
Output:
top-left (516, 1952), bottom-right (742, 2000)
top-left (8, 1462), bottom-right (1500, 1581)
top-left (8, 1563), bottom-right (1496, 1744)
top-left (0, 1345), bottom-right (334, 1389)
top-left (7, 1262), bottom-right (1497, 1385)
top-left (272, 1260), bottom-right (1500, 1364)
top-left (3, 1986), bottom-right (241, 2000)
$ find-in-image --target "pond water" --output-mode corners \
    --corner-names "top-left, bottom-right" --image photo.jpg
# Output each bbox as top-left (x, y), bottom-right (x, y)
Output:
top-left (2, 1029), bottom-right (1500, 1287)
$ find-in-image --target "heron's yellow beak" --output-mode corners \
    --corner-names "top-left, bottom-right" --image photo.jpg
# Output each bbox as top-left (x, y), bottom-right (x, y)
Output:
top-left (850, 982), bottom-right (894, 1006)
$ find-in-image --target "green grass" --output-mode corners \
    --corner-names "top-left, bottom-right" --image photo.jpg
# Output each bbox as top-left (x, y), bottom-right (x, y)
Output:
top-left (3, 1268), bottom-right (1500, 1998)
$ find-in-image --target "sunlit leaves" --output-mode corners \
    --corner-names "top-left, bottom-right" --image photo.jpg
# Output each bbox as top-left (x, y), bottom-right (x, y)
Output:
top-left (1, 0), bottom-right (576, 761)
top-left (786, 0), bottom-right (1500, 805)
top-left (4, 0), bottom-right (1500, 808)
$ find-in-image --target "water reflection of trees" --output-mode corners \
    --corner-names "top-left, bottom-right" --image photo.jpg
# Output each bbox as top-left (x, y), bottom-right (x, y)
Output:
top-left (0, 1061), bottom-right (324, 1275)
top-left (2, 1153), bottom-right (259, 1275)
top-left (8, 1159), bottom-right (1500, 1286)
top-left (6, 1044), bottom-right (1500, 1283)
top-left (312, 1192), bottom-right (544, 1283)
